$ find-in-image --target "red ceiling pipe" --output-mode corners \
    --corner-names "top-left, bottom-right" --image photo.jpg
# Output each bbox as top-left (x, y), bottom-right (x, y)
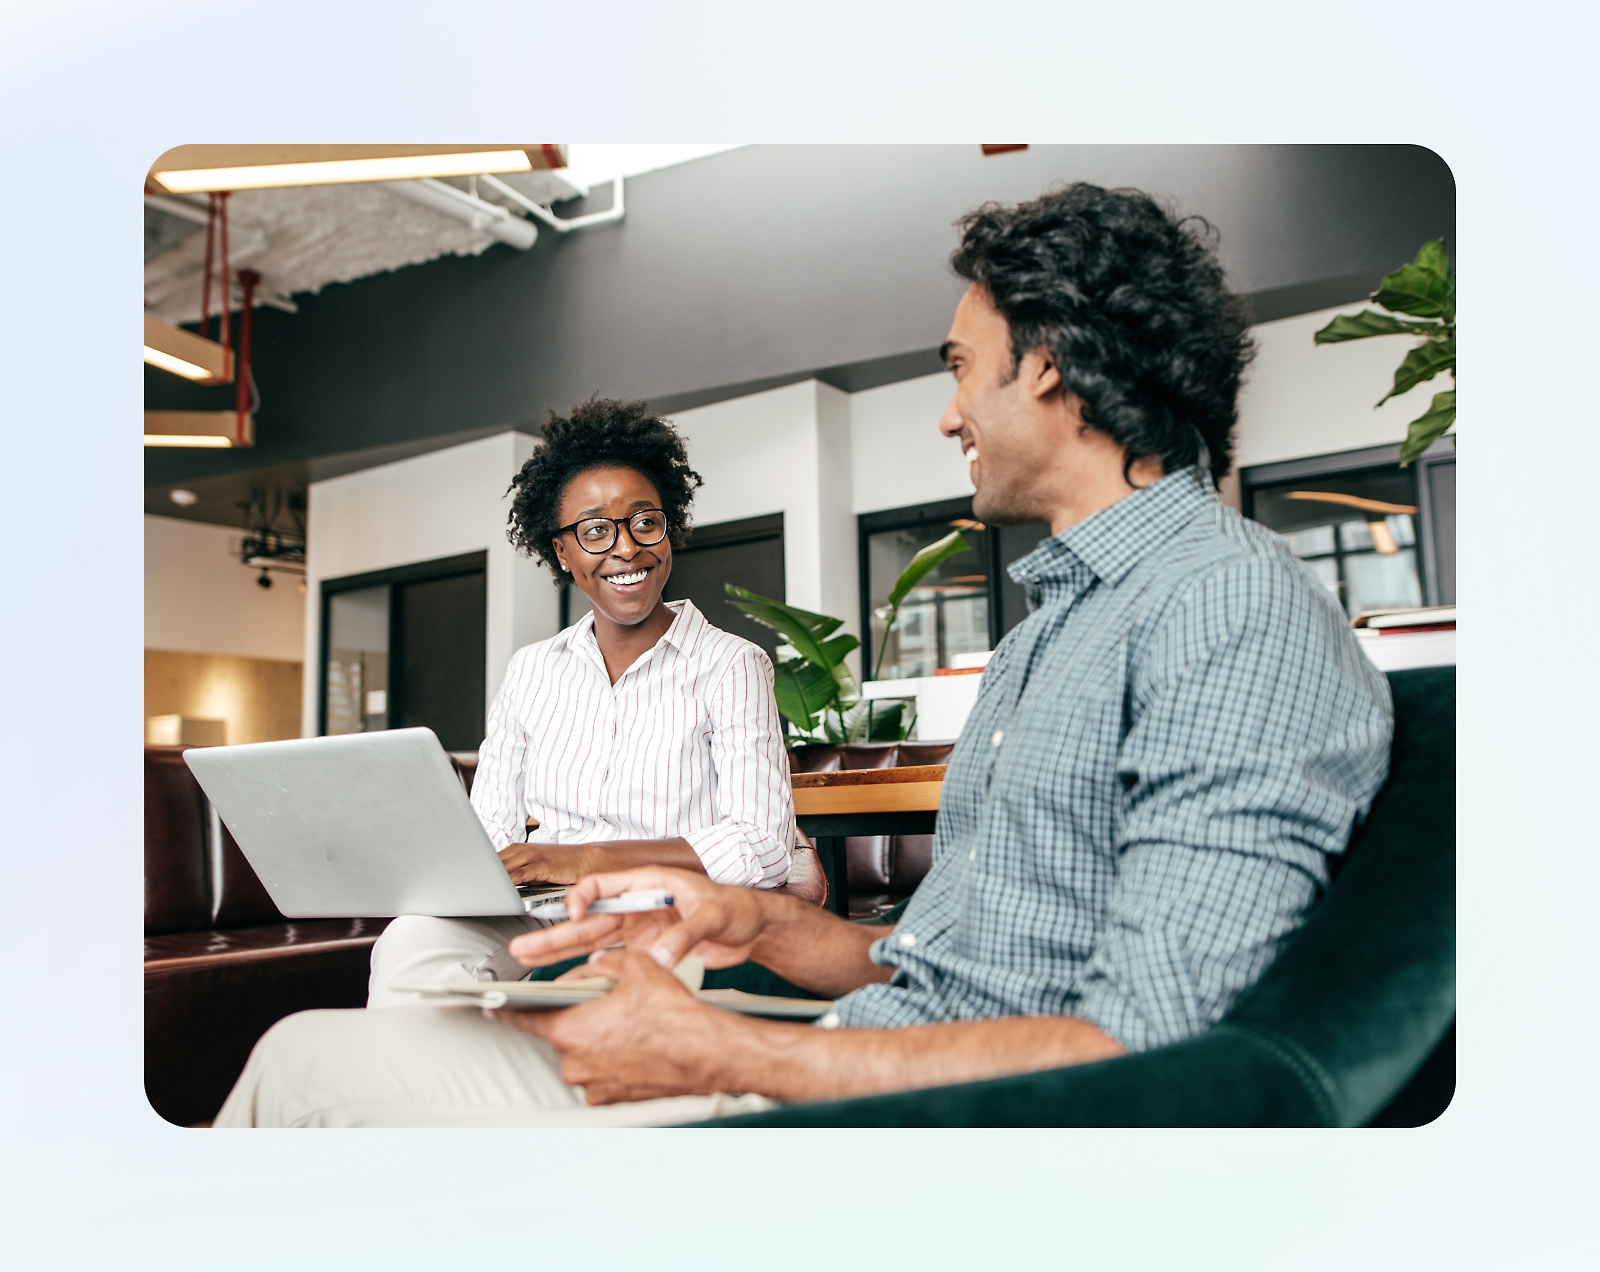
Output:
top-left (235, 268), bottom-right (259, 447)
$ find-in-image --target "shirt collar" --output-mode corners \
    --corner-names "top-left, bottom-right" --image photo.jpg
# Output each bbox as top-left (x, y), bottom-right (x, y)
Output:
top-left (554, 597), bottom-right (706, 663)
top-left (1009, 466), bottom-right (1214, 592)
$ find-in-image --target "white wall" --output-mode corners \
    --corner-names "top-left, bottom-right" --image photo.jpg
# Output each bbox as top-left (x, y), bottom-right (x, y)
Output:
top-left (1234, 304), bottom-right (1437, 469)
top-left (850, 372), bottom-right (968, 514)
top-left (145, 515), bottom-right (305, 660)
top-left (669, 380), bottom-right (860, 670)
top-left (302, 431), bottom-right (556, 737)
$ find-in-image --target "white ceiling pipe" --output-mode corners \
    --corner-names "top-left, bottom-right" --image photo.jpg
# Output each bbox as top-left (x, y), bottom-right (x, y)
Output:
top-left (478, 172), bottom-right (624, 232)
top-left (384, 178), bottom-right (537, 249)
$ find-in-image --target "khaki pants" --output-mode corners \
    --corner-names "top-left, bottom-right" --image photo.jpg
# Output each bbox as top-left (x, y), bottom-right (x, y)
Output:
top-left (214, 1003), bottom-right (777, 1128)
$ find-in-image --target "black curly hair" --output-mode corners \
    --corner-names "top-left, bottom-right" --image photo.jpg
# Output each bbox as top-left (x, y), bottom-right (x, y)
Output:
top-left (950, 183), bottom-right (1255, 479)
top-left (507, 397), bottom-right (703, 583)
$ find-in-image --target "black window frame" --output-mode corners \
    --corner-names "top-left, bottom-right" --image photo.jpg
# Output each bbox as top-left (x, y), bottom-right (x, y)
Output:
top-left (1238, 438), bottom-right (1455, 610)
top-left (317, 550), bottom-right (488, 738)
top-left (857, 498), bottom-right (1050, 680)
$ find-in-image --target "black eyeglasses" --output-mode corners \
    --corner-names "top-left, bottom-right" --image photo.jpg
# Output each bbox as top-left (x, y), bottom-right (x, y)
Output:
top-left (556, 508), bottom-right (669, 554)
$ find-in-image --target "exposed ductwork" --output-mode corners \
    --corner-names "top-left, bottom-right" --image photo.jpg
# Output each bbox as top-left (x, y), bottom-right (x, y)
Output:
top-left (381, 173), bottom-right (626, 249)
top-left (383, 178), bottom-right (540, 249)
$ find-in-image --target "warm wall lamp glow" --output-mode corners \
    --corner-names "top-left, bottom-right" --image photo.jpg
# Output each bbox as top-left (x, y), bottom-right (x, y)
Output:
top-left (144, 411), bottom-right (254, 448)
top-left (146, 145), bottom-right (564, 194)
top-left (144, 315), bottom-right (231, 382)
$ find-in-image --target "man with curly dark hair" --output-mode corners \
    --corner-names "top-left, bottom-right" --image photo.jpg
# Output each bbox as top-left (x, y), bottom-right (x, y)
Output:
top-left (221, 184), bottom-right (1392, 1127)
top-left (358, 396), bottom-right (795, 1011)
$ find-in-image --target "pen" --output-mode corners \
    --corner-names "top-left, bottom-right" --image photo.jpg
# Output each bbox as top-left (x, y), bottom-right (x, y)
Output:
top-left (525, 888), bottom-right (676, 922)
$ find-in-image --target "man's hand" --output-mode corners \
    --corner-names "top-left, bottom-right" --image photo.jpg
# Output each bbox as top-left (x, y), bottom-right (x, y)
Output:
top-left (492, 949), bottom-right (758, 1103)
top-left (508, 866), bottom-right (771, 972)
top-left (498, 842), bottom-right (588, 885)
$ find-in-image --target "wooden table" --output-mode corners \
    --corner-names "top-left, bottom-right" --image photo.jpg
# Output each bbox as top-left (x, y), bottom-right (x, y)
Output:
top-left (792, 766), bottom-right (944, 916)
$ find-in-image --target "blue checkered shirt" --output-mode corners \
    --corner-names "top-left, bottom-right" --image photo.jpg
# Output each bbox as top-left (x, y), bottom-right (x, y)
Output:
top-left (831, 467), bottom-right (1393, 1051)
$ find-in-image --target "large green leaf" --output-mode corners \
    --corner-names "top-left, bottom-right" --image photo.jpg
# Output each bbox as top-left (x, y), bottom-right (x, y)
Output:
top-left (844, 698), bottom-right (905, 742)
top-left (1371, 239), bottom-right (1453, 320)
top-left (724, 586), bottom-right (838, 670)
top-left (886, 531), bottom-right (971, 610)
top-left (819, 632), bottom-right (861, 666)
top-left (1314, 310), bottom-right (1448, 344)
top-left (871, 530), bottom-right (972, 678)
top-left (1378, 337), bottom-right (1455, 405)
top-left (1399, 391), bottom-right (1456, 467)
top-left (772, 658), bottom-right (839, 732)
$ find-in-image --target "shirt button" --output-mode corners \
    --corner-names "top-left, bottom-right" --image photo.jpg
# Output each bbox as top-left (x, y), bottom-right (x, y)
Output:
top-left (968, 847), bottom-right (976, 862)
top-left (817, 1012), bottom-right (841, 1030)
top-left (991, 730), bottom-right (1004, 748)
top-left (898, 932), bottom-right (917, 949)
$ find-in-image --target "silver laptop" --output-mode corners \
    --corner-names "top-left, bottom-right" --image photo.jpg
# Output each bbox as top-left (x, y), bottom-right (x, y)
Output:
top-left (184, 728), bottom-right (554, 918)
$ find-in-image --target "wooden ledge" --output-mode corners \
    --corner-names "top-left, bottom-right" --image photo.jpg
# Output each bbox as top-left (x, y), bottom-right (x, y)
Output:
top-left (792, 766), bottom-right (945, 815)
top-left (791, 764), bottom-right (946, 788)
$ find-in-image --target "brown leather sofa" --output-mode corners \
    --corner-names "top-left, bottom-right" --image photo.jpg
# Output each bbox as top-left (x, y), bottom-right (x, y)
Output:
top-left (788, 741), bottom-right (954, 917)
top-left (144, 747), bottom-right (392, 1126)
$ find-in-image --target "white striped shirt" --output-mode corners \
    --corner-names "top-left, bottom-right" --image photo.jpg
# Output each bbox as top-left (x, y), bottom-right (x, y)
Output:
top-left (470, 599), bottom-right (794, 888)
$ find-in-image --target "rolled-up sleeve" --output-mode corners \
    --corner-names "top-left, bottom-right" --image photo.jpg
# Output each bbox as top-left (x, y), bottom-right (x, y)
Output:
top-left (682, 646), bottom-right (795, 888)
top-left (1073, 555), bottom-right (1393, 1052)
top-left (469, 647), bottom-right (536, 851)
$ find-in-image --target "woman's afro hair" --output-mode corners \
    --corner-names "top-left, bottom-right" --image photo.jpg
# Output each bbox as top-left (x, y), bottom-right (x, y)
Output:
top-left (950, 182), bottom-right (1255, 480)
top-left (507, 396), bottom-right (703, 584)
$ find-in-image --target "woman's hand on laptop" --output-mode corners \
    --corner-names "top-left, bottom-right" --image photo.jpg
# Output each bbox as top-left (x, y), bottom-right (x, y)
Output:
top-left (499, 837), bottom-right (710, 885)
top-left (498, 842), bottom-right (587, 885)
top-left (508, 866), bottom-right (771, 974)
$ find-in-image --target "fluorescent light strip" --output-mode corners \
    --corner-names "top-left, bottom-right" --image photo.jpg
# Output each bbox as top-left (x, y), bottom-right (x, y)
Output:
top-left (154, 149), bottom-right (533, 193)
top-left (144, 435), bottom-right (234, 448)
top-left (143, 345), bottom-right (212, 380)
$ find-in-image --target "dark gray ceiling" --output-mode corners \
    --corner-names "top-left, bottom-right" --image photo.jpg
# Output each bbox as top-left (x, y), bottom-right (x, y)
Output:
top-left (146, 143), bottom-right (1454, 514)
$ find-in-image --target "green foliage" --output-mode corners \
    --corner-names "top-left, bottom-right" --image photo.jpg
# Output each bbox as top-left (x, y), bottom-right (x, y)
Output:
top-left (1399, 391), bottom-right (1456, 467)
top-left (1312, 238), bottom-right (1455, 467)
top-left (1380, 337), bottom-right (1456, 405)
top-left (723, 528), bottom-right (971, 744)
top-left (1313, 311), bottom-right (1448, 343)
top-left (872, 530), bottom-right (972, 679)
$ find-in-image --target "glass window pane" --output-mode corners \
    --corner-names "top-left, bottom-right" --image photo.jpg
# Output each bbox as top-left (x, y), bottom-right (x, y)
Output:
top-left (1248, 463), bottom-right (1424, 618)
top-left (1338, 520), bottom-right (1374, 552)
top-left (1387, 513), bottom-right (1416, 547)
top-left (866, 521), bottom-right (991, 681)
top-left (326, 586), bottom-right (389, 734)
top-left (1345, 548), bottom-right (1423, 615)
top-left (1287, 525), bottom-right (1335, 558)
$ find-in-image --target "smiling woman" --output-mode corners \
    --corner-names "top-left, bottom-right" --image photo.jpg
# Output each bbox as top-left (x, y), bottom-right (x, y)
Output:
top-left (364, 398), bottom-right (796, 1007)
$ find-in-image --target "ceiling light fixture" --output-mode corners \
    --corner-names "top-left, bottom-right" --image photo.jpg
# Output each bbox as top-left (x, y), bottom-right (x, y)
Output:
top-left (1283, 491), bottom-right (1418, 516)
top-left (147, 145), bottom-right (563, 194)
top-left (145, 411), bottom-right (254, 447)
top-left (144, 314), bottom-right (231, 382)
top-left (169, 489), bottom-right (199, 506)
top-left (144, 435), bottom-right (233, 448)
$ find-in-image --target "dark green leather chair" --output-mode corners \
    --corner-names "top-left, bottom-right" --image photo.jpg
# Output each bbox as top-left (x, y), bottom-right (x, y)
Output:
top-left (702, 665), bottom-right (1454, 1127)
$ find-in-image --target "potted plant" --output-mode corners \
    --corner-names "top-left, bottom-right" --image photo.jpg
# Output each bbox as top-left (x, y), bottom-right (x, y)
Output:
top-left (725, 529), bottom-right (971, 743)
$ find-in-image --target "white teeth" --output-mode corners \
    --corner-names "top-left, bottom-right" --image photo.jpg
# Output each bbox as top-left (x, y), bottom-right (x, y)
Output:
top-left (963, 444), bottom-right (977, 461)
top-left (606, 569), bottom-right (648, 585)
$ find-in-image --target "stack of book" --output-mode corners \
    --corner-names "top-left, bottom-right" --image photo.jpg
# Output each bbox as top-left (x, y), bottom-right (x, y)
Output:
top-left (1352, 607), bottom-right (1456, 671)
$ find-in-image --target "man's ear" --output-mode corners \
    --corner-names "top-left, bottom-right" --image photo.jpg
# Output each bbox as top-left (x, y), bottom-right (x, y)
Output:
top-left (1022, 348), bottom-right (1062, 400)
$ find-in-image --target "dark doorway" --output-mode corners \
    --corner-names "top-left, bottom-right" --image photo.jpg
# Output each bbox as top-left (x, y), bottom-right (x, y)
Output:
top-left (319, 551), bottom-right (488, 752)
top-left (668, 514), bottom-right (786, 661)
top-left (560, 514), bottom-right (787, 663)
top-left (393, 570), bottom-right (488, 750)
